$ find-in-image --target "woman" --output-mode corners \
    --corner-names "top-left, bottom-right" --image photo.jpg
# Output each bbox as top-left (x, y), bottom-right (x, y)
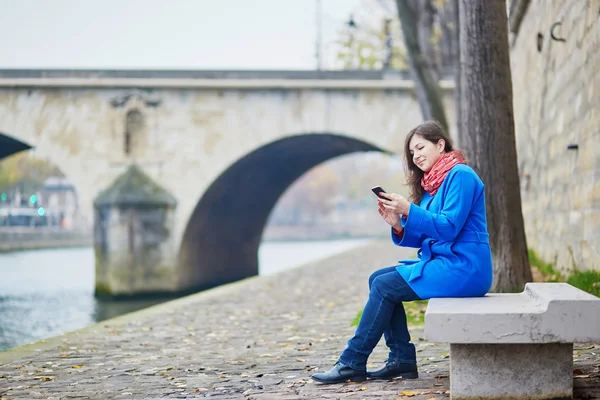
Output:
top-left (311, 120), bottom-right (493, 384)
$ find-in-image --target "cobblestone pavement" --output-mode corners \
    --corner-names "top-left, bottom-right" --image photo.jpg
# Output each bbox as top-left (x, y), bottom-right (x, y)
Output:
top-left (1, 240), bottom-right (599, 400)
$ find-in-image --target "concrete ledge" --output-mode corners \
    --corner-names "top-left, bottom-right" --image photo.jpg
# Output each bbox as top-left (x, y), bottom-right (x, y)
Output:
top-left (0, 228), bottom-right (92, 252)
top-left (424, 282), bottom-right (600, 344)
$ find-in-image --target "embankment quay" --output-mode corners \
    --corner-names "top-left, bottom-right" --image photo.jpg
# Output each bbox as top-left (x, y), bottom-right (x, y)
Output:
top-left (0, 228), bottom-right (92, 252)
top-left (1, 240), bottom-right (598, 399)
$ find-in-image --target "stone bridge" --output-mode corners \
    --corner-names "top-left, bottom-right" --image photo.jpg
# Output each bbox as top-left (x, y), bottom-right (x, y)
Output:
top-left (0, 69), bottom-right (454, 297)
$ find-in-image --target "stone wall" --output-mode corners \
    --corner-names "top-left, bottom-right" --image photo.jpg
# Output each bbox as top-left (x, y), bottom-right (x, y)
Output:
top-left (0, 228), bottom-right (92, 252)
top-left (510, 0), bottom-right (599, 272)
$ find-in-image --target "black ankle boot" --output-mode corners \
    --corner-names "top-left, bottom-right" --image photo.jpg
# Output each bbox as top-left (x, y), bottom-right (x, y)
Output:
top-left (367, 360), bottom-right (418, 380)
top-left (311, 362), bottom-right (367, 384)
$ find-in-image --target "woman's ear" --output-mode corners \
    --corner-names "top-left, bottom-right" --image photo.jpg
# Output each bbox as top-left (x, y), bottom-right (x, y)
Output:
top-left (437, 139), bottom-right (445, 153)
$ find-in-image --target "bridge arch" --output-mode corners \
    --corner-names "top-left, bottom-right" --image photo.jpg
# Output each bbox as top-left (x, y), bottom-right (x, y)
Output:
top-left (0, 131), bottom-right (86, 229)
top-left (177, 132), bottom-right (390, 292)
top-left (0, 131), bottom-right (32, 160)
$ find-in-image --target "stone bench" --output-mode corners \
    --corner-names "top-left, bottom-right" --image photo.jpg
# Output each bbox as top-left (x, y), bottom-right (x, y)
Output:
top-left (424, 282), bottom-right (600, 400)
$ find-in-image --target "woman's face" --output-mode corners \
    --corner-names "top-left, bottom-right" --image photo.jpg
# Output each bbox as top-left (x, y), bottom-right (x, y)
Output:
top-left (408, 134), bottom-right (445, 172)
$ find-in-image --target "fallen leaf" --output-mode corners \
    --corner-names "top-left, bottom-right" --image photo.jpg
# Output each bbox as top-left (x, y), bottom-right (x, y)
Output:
top-left (400, 390), bottom-right (417, 397)
top-left (72, 365), bottom-right (83, 369)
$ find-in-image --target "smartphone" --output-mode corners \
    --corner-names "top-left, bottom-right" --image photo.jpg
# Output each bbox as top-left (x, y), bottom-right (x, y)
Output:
top-left (371, 185), bottom-right (387, 199)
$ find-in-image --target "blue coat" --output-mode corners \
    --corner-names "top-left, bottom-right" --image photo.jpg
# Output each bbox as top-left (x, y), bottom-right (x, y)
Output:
top-left (393, 164), bottom-right (493, 300)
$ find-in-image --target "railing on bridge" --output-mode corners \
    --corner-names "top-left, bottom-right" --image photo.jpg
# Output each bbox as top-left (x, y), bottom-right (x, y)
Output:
top-left (0, 68), bottom-right (455, 81)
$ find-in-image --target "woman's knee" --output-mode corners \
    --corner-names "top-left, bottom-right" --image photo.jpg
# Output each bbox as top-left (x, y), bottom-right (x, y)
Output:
top-left (368, 266), bottom-right (397, 290)
top-left (370, 275), bottom-right (391, 299)
top-left (368, 271), bottom-right (379, 289)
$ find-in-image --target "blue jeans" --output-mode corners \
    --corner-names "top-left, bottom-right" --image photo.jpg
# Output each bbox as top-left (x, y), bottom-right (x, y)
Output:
top-left (338, 266), bottom-right (421, 370)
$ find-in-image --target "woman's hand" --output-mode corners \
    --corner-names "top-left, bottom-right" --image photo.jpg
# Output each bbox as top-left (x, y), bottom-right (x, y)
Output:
top-left (378, 192), bottom-right (411, 216)
top-left (377, 200), bottom-right (401, 229)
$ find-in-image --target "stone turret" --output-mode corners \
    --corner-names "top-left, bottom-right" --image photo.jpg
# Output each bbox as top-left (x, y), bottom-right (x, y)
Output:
top-left (93, 164), bottom-right (177, 298)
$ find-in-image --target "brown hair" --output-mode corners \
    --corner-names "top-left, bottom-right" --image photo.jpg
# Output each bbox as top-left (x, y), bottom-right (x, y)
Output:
top-left (404, 120), bottom-right (455, 205)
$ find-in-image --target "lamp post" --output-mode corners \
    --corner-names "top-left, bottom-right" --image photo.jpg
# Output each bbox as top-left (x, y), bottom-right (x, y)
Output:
top-left (346, 14), bottom-right (357, 69)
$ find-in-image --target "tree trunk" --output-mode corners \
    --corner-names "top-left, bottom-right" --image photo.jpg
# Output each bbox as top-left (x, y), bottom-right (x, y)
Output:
top-left (416, 0), bottom-right (439, 81)
top-left (458, 0), bottom-right (532, 291)
top-left (437, 0), bottom-right (462, 145)
top-left (396, 0), bottom-right (448, 130)
top-left (451, 0), bottom-right (462, 146)
top-left (437, 0), bottom-right (455, 72)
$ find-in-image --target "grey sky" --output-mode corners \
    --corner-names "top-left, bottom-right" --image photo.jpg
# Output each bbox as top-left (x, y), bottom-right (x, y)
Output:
top-left (0, 0), bottom-right (364, 69)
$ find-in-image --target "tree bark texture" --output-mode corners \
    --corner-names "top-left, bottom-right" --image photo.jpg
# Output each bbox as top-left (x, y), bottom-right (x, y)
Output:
top-left (437, 0), bottom-right (462, 145)
top-left (458, 0), bottom-right (532, 291)
top-left (396, 0), bottom-right (448, 130)
top-left (451, 0), bottom-right (463, 146)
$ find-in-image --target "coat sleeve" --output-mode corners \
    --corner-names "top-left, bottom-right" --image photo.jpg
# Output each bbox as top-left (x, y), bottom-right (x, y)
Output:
top-left (390, 221), bottom-right (425, 248)
top-left (402, 168), bottom-right (480, 242)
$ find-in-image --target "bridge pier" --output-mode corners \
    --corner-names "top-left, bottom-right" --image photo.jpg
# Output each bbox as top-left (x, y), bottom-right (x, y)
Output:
top-left (93, 164), bottom-right (178, 298)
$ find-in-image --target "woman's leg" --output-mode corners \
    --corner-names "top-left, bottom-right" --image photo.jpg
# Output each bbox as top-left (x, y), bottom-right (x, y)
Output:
top-left (368, 267), bottom-right (420, 364)
top-left (338, 270), bottom-right (419, 369)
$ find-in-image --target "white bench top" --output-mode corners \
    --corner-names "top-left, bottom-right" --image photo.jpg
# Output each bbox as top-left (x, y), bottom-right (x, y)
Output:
top-left (424, 282), bottom-right (600, 344)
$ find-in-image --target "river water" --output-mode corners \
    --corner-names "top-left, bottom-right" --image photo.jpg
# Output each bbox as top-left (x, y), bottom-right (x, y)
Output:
top-left (0, 238), bottom-right (371, 351)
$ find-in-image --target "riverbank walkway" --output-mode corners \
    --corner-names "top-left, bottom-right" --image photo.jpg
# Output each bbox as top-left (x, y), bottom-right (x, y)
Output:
top-left (1, 240), bottom-right (599, 399)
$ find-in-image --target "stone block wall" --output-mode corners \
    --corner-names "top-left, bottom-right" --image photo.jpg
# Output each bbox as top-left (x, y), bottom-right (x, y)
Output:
top-left (0, 228), bottom-right (92, 251)
top-left (510, 0), bottom-right (599, 272)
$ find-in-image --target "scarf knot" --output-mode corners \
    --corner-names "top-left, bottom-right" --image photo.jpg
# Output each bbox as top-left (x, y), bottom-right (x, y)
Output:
top-left (421, 150), bottom-right (467, 195)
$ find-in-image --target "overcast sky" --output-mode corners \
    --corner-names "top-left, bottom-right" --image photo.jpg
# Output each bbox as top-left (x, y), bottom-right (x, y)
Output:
top-left (0, 0), bottom-right (367, 70)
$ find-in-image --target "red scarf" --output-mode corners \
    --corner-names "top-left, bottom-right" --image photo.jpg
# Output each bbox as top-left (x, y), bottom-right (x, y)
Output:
top-left (421, 150), bottom-right (467, 195)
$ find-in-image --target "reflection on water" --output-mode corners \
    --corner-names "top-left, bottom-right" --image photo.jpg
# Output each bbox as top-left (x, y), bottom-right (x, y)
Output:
top-left (0, 238), bottom-right (370, 351)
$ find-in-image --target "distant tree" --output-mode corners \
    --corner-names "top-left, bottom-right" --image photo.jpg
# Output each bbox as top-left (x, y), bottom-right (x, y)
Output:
top-left (395, 0), bottom-right (449, 129)
top-left (334, 5), bottom-right (408, 70)
top-left (270, 164), bottom-right (339, 225)
top-left (0, 153), bottom-right (63, 196)
top-left (334, 0), bottom-right (457, 133)
top-left (458, 0), bottom-right (532, 291)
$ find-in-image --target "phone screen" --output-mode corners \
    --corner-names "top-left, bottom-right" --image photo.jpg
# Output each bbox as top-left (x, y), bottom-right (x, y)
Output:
top-left (371, 186), bottom-right (387, 199)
